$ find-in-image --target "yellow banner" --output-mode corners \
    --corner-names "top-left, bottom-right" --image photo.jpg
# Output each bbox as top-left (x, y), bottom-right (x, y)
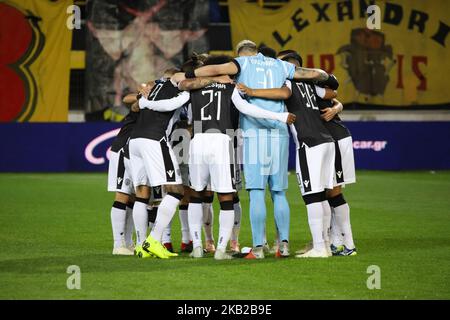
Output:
top-left (229, 0), bottom-right (450, 107)
top-left (0, 0), bottom-right (73, 122)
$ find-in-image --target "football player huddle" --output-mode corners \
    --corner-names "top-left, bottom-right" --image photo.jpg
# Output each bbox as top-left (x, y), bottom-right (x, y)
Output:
top-left (107, 40), bottom-right (357, 260)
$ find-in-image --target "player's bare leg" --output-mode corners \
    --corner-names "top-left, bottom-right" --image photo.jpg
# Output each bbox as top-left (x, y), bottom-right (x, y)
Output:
top-left (111, 192), bottom-right (134, 255)
top-left (202, 191), bottom-right (215, 253)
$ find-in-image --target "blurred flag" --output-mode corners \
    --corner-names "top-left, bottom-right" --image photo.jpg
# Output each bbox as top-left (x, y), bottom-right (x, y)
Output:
top-left (0, 0), bottom-right (73, 122)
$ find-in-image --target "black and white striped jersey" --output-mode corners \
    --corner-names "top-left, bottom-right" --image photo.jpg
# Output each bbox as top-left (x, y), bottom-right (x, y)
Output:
top-left (110, 110), bottom-right (139, 152)
top-left (189, 83), bottom-right (240, 135)
top-left (285, 80), bottom-right (334, 148)
top-left (131, 79), bottom-right (183, 141)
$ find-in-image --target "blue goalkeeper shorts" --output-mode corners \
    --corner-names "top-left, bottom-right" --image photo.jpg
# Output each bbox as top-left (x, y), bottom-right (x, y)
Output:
top-left (242, 133), bottom-right (289, 191)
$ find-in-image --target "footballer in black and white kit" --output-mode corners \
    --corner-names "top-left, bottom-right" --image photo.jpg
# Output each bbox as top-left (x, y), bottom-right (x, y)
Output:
top-left (185, 83), bottom-right (291, 194)
top-left (314, 87), bottom-right (356, 187)
top-left (314, 84), bottom-right (357, 256)
top-left (283, 77), bottom-right (335, 259)
top-left (188, 82), bottom-right (241, 194)
top-left (108, 111), bottom-right (138, 196)
top-left (285, 80), bottom-right (335, 197)
top-left (108, 111), bottom-right (139, 195)
top-left (175, 60), bottom-right (295, 260)
top-left (107, 108), bottom-right (139, 256)
top-left (130, 80), bottom-right (184, 188)
top-left (128, 71), bottom-right (190, 259)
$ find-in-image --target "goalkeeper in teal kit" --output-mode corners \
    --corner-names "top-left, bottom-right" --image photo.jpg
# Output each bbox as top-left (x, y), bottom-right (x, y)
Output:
top-left (172, 40), bottom-right (332, 258)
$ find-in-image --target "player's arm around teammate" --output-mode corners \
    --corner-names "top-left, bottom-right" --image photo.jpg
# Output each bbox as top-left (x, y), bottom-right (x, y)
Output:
top-left (321, 98), bottom-right (343, 122)
top-left (236, 83), bottom-right (292, 100)
top-left (171, 59), bottom-right (330, 84)
top-left (170, 41), bottom-right (330, 85)
top-left (179, 76), bottom-right (296, 124)
top-left (138, 91), bottom-right (190, 112)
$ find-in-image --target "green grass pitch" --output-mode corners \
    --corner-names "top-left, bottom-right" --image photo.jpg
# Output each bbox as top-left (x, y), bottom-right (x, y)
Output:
top-left (0, 171), bottom-right (449, 299)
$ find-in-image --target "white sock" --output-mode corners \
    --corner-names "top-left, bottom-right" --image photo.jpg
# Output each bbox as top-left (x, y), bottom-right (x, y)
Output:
top-left (202, 202), bottom-right (214, 241)
top-left (322, 200), bottom-right (332, 243)
top-left (111, 204), bottom-right (127, 248)
top-left (334, 203), bottom-right (355, 249)
top-left (330, 208), bottom-right (344, 246)
top-left (150, 194), bottom-right (180, 242)
top-left (162, 218), bottom-right (173, 244)
top-left (133, 201), bottom-right (148, 245)
top-left (125, 205), bottom-right (134, 247)
top-left (188, 202), bottom-right (203, 248)
top-left (179, 206), bottom-right (191, 244)
top-left (217, 210), bottom-right (234, 251)
top-left (231, 201), bottom-right (241, 242)
top-left (306, 202), bottom-right (325, 251)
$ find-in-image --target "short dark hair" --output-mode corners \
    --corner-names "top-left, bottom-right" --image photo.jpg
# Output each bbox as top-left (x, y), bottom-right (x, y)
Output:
top-left (278, 49), bottom-right (297, 57)
top-left (259, 46), bottom-right (277, 58)
top-left (278, 49), bottom-right (303, 67)
top-left (181, 52), bottom-right (207, 72)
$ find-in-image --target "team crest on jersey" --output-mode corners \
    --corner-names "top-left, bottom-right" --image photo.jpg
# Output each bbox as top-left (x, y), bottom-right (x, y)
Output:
top-left (125, 179), bottom-right (131, 186)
